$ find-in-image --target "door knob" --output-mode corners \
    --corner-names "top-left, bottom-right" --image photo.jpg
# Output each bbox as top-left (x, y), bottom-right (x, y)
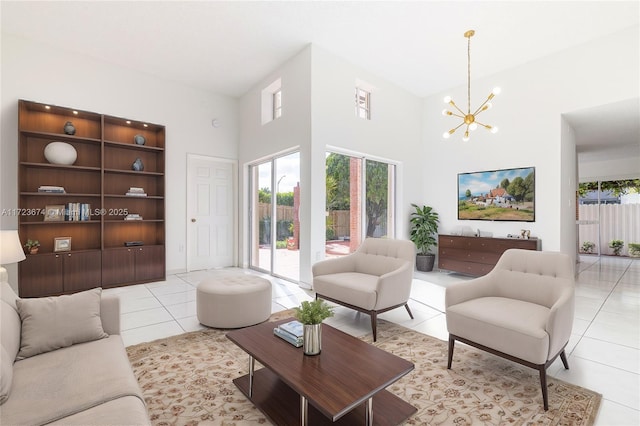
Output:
top-left (191, 218), bottom-right (196, 223)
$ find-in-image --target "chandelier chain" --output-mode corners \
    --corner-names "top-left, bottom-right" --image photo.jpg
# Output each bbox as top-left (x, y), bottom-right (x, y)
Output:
top-left (467, 34), bottom-right (471, 114)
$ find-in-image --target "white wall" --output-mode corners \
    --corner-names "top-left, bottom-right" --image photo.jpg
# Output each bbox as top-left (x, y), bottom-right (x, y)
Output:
top-left (579, 156), bottom-right (640, 182)
top-left (309, 45), bottom-right (424, 266)
top-left (422, 25), bottom-right (639, 258)
top-left (0, 34), bottom-right (239, 275)
top-left (238, 46), bottom-right (312, 278)
top-left (238, 44), bottom-right (424, 285)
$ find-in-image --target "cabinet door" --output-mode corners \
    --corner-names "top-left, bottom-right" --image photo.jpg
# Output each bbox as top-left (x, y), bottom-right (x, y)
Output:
top-left (135, 246), bottom-right (165, 282)
top-left (102, 248), bottom-right (135, 286)
top-left (18, 253), bottom-right (63, 297)
top-left (63, 251), bottom-right (102, 293)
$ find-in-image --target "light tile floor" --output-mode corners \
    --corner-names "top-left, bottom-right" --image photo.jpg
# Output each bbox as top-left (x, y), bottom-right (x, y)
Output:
top-left (104, 255), bottom-right (639, 425)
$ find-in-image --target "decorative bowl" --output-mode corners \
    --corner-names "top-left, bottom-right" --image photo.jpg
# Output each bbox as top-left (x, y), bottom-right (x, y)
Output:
top-left (44, 141), bottom-right (77, 165)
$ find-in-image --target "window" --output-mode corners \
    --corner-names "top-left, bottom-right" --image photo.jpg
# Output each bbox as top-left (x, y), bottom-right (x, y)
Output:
top-left (355, 87), bottom-right (371, 120)
top-left (261, 78), bottom-right (282, 125)
top-left (273, 90), bottom-right (282, 120)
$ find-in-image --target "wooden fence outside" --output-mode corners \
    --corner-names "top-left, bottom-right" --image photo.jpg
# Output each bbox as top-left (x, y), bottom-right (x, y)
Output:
top-left (578, 203), bottom-right (640, 256)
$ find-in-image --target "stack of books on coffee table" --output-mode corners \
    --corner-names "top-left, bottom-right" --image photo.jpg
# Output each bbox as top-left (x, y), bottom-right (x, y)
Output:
top-left (273, 320), bottom-right (303, 347)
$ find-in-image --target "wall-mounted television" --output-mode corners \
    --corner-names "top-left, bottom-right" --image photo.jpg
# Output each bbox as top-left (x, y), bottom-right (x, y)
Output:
top-left (458, 166), bottom-right (535, 222)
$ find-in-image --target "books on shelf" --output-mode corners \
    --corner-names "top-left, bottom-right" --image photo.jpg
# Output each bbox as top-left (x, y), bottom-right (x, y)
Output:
top-left (124, 213), bottom-right (143, 221)
top-left (273, 320), bottom-right (304, 347)
top-left (125, 187), bottom-right (147, 197)
top-left (38, 185), bottom-right (65, 193)
top-left (64, 203), bottom-right (91, 221)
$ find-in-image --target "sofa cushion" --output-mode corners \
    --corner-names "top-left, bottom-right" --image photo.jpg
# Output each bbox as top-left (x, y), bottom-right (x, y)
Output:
top-left (2, 335), bottom-right (146, 426)
top-left (46, 396), bottom-right (150, 425)
top-left (16, 287), bottom-right (108, 359)
top-left (314, 272), bottom-right (378, 310)
top-left (447, 296), bottom-right (551, 364)
top-left (0, 283), bottom-right (22, 405)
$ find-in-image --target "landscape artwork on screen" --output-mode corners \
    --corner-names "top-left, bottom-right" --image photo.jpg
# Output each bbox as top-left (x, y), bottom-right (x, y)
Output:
top-left (458, 166), bottom-right (535, 222)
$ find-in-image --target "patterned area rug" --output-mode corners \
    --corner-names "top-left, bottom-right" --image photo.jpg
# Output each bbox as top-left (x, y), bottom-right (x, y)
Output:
top-left (126, 310), bottom-right (601, 425)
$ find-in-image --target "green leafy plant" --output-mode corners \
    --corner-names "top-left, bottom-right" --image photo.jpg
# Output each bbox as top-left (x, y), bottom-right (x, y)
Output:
top-left (293, 299), bottom-right (334, 325)
top-left (23, 239), bottom-right (40, 251)
top-left (581, 241), bottom-right (595, 254)
top-left (609, 239), bottom-right (624, 256)
top-left (409, 204), bottom-right (439, 255)
top-left (628, 243), bottom-right (640, 257)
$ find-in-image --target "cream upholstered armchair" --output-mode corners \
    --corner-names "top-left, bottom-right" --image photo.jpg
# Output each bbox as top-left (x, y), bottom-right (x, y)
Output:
top-left (445, 248), bottom-right (575, 411)
top-left (312, 238), bottom-right (416, 342)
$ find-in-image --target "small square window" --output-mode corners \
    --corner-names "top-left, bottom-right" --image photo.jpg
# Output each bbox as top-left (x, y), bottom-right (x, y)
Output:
top-left (355, 87), bottom-right (371, 120)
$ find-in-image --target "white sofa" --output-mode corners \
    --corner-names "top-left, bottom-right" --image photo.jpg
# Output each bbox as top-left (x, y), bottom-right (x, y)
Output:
top-left (313, 238), bottom-right (416, 341)
top-left (1, 282), bottom-right (150, 425)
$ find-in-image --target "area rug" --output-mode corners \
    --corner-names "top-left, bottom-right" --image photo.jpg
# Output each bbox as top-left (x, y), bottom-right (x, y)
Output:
top-left (126, 310), bottom-right (601, 425)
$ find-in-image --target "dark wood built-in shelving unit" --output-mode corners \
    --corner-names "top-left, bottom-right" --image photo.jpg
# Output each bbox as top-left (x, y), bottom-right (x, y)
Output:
top-left (438, 234), bottom-right (541, 276)
top-left (18, 99), bottom-right (165, 297)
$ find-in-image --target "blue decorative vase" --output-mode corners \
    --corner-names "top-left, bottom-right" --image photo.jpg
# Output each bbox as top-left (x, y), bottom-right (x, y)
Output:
top-left (132, 158), bottom-right (144, 171)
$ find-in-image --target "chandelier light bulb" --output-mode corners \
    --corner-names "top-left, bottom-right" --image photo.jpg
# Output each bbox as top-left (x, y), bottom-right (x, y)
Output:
top-left (469, 123), bottom-right (478, 131)
top-left (462, 133), bottom-right (470, 142)
top-left (442, 109), bottom-right (449, 116)
top-left (485, 102), bottom-right (492, 110)
top-left (443, 96), bottom-right (452, 104)
top-left (492, 87), bottom-right (502, 95)
top-left (443, 131), bottom-right (451, 139)
top-left (491, 126), bottom-right (499, 134)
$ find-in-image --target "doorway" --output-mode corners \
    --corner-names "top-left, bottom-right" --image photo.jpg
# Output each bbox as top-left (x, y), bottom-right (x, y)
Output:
top-left (186, 154), bottom-right (236, 271)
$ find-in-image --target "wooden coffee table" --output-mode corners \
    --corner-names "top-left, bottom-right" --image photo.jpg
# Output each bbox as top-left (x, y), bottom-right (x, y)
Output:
top-left (227, 318), bottom-right (416, 425)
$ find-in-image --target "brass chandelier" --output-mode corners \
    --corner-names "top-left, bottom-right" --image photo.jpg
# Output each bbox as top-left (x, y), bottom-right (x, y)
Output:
top-left (442, 30), bottom-right (500, 142)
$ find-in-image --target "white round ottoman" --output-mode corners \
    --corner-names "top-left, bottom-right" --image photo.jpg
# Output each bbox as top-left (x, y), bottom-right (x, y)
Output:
top-left (196, 275), bottom-right (272, 328)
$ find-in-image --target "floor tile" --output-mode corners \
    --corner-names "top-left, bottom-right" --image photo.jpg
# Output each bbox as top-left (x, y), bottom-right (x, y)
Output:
top-left (121, 321), bottom-right (185, 346)
top-left (121, 307), bottom-right (175, 330)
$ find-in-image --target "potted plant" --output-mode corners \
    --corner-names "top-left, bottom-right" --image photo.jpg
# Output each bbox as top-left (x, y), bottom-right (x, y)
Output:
top-left (409, 204), bottom-right (440, 272)
top-left (24, 239), bottom-right (40, 254)
top-left (609, 239), bottom-right (624, 256)
top-left (581, 241), bottom-right (595, 254)
top-left (293, 299), bottom-right (334, 355)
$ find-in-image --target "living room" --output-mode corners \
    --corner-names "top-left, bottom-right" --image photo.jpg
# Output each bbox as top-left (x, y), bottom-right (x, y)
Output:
top-left (1, 1), bottom-right (638, 425)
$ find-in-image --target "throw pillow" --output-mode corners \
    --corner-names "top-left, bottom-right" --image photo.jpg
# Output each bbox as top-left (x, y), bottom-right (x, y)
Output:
top-left (16, 288), bottom-right (108, 359)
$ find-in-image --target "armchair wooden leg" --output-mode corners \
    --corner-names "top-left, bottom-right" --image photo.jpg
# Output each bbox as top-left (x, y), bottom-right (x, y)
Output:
top-left (371, 312), bottom-right (378, 342)
top-left (404, 303), bottom-right (414, 319)
top-left (560, 350), bottom-right (569, 369)
top-left (447, 336), bottom-right (455, 369)
top-left (538, 366), bottom-right (549, 411)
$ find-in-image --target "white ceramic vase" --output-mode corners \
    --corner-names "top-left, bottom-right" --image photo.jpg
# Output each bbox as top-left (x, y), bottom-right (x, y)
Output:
top-left (44, 142), bottom-right (77, 165)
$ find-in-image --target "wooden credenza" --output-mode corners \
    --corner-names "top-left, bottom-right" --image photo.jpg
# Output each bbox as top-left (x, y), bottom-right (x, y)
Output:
top-left (438, 234), bottom-right (541, 276)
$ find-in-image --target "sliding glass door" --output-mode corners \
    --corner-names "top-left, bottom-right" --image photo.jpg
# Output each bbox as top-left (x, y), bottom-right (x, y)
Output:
top-left (325, 151), bottom-right (395, 257)
top-left (249, 152), bottom-right (300, 281)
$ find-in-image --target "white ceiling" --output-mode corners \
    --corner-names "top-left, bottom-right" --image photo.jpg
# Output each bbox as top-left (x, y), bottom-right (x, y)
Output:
top-left (2, 1), bottom-right (639, 157)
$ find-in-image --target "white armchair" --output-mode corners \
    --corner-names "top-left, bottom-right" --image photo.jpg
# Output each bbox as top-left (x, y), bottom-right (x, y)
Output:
top-left (312, 238), bottom-right (416, 341)
top-left (445, 248), bottom-right (575, 410)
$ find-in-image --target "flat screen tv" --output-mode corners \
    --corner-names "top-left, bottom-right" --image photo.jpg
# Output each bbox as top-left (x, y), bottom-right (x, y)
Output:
top-left (458, 166), bottom-right (535, 222)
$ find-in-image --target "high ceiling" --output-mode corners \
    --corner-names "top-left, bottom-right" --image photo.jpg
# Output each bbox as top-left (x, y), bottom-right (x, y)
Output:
top-left (2, 1), bottom-right (639, 158)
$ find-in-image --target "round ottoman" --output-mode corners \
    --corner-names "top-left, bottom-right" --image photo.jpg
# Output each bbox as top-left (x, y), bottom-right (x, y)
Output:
top-left (197, 275), bottom-right (272, 328)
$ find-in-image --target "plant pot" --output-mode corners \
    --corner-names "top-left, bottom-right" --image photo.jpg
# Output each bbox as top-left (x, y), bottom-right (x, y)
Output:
top-left (303, 323), bottom-right (322, 355)
top-left (416, 254), bottom-right (435, 272)
top-left (29, 248), bottom-right (39, 255)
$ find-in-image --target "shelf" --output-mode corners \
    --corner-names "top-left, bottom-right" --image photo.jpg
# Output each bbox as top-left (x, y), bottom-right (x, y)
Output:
top-left (18, 99), bottom-right (166, 296)
top-left (104, 140), bottom-right (164, 152)
top-left (104, 168), bottom-right (164, 176)
top-left (20, 192), bottom-right (101, 197)
top-left (104, 194), bottom-right (164, 199)
top-left (20, 162), bottom-right (101, 172)
top-left (20, 130), bottom-right (102, 145)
